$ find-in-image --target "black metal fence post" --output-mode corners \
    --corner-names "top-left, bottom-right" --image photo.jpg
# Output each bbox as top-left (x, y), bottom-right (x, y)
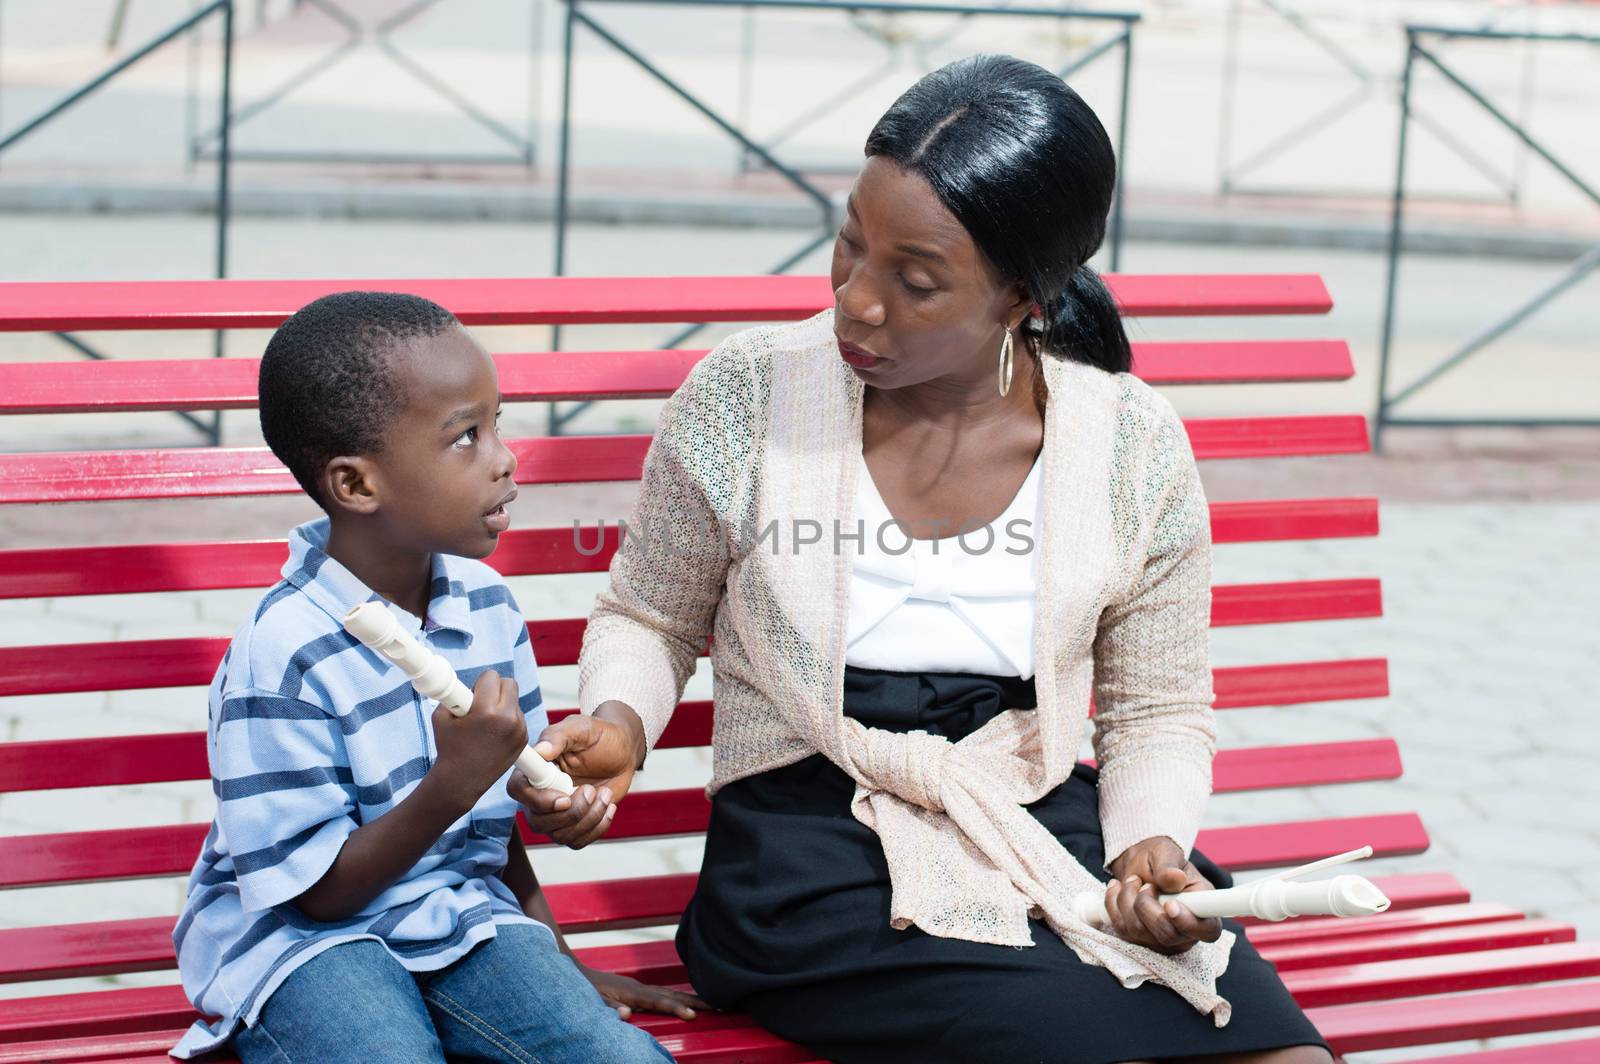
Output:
top-left (1375, 24), bottom-right (1600, 448)
top-left (1373, 28), bottom-right (1414, 455)
top-left (0, 1), bottom-right (237, 445)
top-left (548, 0), bottom-right (1139, 434)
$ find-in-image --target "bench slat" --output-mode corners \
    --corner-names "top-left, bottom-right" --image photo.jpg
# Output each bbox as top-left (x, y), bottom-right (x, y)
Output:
top-left (0, 704), bottom-right (713, 794)
top-left (1401, 1036), bottom-right (1600, 1063)
top-left (1259, 919), bottom-right (1574, 972)
top-left (1198, 813), bottom-right (1430, 872)
top-left (1246, 902), bottom-right (1523, 947)
top-left (10, 980), bottom-right (1600, 1064)
top-left (0, 580), bottom-right (1381, 697)
top-left (1203, 738), bottom-right (1402, 790)
top-left (0, 873), bottom-right (1471, 1044)
top-left (1283, 941), bottom-right (1600, 1009)
top-left (0, 340), bottom-right (1356, 416)
top-left (1213, 657), bottom-right (1388, 709)
top-left (0, 275), bottom-right (1334, 333)
top-left (1307, 979), bottom-right (1600, 1054)
top-left (0, 416), bottom-right (1371, 506)
top-left (0, 499), bottom-right (1380, 601)
top-left (0, 807), bottom-right (1428, 891)
top-left (0, 890), bottom-right (1541, 990)
top-left (0, 688), bottom-right (1388, 787)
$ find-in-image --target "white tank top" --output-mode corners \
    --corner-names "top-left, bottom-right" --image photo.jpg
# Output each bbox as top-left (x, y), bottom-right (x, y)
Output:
top-left (845, 452), bottom-right (1041, 678)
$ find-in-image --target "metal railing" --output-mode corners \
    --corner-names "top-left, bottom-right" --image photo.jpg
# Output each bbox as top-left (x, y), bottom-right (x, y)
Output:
top-left (0, 0), bottom-right (235, 444)
top-left (549, 0), bottom-right (1138, 433)
top-left (188, 0), bottom-right (542, 167)
top-left (1374, 23), bottom-right (1600, 449)
top-left (1217, 0), bottom-right (1539, 204)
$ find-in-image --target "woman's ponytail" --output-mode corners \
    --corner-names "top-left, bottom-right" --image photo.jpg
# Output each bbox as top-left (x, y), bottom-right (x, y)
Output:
top-left (1036, 265), bottom-right (1131, 375)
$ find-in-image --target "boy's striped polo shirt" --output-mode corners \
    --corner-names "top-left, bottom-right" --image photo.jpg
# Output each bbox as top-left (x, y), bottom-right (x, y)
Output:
top-left (172, 517), bottom-right (551, 1058)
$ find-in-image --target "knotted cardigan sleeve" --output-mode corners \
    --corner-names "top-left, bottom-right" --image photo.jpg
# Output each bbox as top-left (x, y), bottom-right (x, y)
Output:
top-left (1091, 388), bottom-right (1218, 870)
top-left (576, 340), bottom-right (753, 753)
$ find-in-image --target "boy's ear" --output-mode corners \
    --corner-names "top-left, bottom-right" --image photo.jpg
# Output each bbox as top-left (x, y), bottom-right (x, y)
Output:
top-left (323, 456), bottom-right (381, 515)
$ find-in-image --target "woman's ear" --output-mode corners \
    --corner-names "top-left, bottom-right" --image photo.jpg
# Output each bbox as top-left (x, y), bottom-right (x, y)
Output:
top-left (323, 456), bottom-right (381, 516)
top-left (1004, 283), bottom-right (1034, 333)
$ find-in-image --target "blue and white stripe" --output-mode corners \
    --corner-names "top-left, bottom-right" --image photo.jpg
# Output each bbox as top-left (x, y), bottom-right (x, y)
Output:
top-left (172, 518), bottom-right (550, 1058)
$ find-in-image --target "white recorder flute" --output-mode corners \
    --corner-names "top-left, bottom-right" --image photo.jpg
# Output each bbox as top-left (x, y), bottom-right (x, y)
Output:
top-left (343, 602), bottom-right (575, 796)
top-left (1072, 847), bottom-right (1392, 928)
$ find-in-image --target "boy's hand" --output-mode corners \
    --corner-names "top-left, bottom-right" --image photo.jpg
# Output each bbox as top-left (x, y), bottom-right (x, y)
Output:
top-left (429, 670), bottom-right (528, 814)
top-left (508, 713), bottom-right (639, 849)
top-left (575, 960), bottom-right (710, 1021)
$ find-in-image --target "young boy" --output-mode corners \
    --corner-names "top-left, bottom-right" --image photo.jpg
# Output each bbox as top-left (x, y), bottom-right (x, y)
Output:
top-left (172, 292), bottom-right (700, 1062)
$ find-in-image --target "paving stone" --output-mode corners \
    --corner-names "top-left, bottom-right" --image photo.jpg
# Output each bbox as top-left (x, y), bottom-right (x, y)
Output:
top-left (50, 593), bottom-right (200, 628)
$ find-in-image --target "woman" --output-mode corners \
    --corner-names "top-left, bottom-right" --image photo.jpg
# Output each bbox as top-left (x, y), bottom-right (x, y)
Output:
top-left (515, 55), bottom-right (1334, 1064)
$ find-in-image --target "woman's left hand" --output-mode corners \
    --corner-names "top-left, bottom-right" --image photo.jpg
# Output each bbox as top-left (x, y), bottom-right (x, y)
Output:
top-left (575, 960), bottom-right (710, 1021)
top-left (1102, 835), bottom-right (1223, 955)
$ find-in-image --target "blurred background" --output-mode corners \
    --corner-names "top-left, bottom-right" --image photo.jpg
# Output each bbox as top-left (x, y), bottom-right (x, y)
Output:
top-left (0, 2), bottom-right (1596, 1059)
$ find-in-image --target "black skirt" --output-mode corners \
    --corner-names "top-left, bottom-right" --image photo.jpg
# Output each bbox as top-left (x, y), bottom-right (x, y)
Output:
top-left (676, 667), bottom-right (1330, 1064)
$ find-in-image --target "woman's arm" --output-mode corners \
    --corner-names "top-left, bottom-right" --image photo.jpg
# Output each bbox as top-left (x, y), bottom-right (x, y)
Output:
top-left (575, 345), bottom-right (752, 752)
top-left (1090, 392), bottom-right (1218, 873)
top-left (512, 345), bottom-right (752, 843)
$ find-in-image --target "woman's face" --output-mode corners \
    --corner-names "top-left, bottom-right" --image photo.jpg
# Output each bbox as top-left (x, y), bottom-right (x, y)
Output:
top-left (831, 155), bottom-right (1028, 391)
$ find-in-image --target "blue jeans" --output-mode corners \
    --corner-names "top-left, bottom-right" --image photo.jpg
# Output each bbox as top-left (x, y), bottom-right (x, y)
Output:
top-left (233, 923), bottom-right (675, 1063)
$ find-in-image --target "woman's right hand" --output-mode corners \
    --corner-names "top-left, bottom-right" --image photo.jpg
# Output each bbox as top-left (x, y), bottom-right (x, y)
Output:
top-left (1101, 866), bottom-right (1223, 955)
top-left (508, 703), bottom-right (645, 849)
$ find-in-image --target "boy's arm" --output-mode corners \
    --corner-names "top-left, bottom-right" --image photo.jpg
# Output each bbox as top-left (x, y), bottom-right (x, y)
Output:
top-left (296, 670), bottom-right (529, 922)
top-left (501, 830), bottom-right (707, 1020)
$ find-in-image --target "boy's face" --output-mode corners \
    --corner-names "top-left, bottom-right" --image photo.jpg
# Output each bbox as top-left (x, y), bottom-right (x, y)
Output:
top-left (366, 326), bottom-right (519, 560)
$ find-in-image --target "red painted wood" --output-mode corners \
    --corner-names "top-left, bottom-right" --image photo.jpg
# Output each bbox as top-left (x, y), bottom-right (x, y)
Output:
top-left (0, 637), bottom-right (231, 698)
top-left (0, 1029), bottom-right (191, 1064)
top-left (1186, 414), bottom-right (1369, 460)
top-left (0, 824), bottom-right (209, 889)
top-left (0, 339), bottom-right (1357, 416)
top-left (1213, 658), bottom-right (1389, 709)
top-left (1259, 919), bottom-right (1574, 971)
top-left (0, 873), bottom-right (1478, 1037)
top-left (0, 704), bottom-right (711, 794)
top-left (1402, 1035), bottom-right (1600, 1063)
top-left (0, 416), bottom-right (1369, 506)
top-left (1209, 498), bottom-right (1379, 543)
top-left (0, 660), bottom-right (1385, 791)
top-left (659, 1026), bottom-right (814, 1064)
top-left (1207, 739), bottom-right (1401, 792)
top-left (0, 873), bottom-right (1478, 1043)
top-left (1197, 813), bottom-right (1430, 872)
top-left (1245, 902), bottom-right (1524, 947)
top-left (1308, 979), bottom-right (1600, 1054)
top-left (1130, 339), bottom-right (1352, 383)
top-left (0, 274), bottom-right (1334, 333)
top-left (0, 499), bottom-right (1379, 601)
top-left (1283, 942), bottom-right (1600, 1009)
top-left (0, 435), bottom-right (653, 505)
top-left (0, 724), bottom-right (1388, 801)
top-left (0, 984), bottom-right (195, 1041)
top-left (0, 578), bottom-right (1380, 696)
top-left (0, 801), bottom-right (1428, 890)
top-left (1211, 578), bottom-right (1383, 627)
top-left (0, 539), bottom-right (290, 599)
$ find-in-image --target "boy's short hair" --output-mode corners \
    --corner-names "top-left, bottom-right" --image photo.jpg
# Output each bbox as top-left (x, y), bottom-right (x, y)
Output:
top-left (259, 291), bottom-right (459, 508)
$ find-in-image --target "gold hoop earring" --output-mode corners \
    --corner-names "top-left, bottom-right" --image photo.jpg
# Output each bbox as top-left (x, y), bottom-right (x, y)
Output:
top-left (997, 329), bottom-right (1014, 397)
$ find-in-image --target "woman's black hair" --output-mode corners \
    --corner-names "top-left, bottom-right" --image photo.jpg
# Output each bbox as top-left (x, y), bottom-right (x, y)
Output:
top-left (864, 54), bottom-right (1131, 375)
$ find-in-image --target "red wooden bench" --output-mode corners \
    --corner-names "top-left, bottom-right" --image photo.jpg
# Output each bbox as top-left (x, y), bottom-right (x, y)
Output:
top-left (0, 275), bottom-right (1597, 1063)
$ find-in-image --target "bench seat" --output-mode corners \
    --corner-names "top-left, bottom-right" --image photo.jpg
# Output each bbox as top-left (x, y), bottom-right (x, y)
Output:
top-left (2, 274), bottom-right (1594, 1061)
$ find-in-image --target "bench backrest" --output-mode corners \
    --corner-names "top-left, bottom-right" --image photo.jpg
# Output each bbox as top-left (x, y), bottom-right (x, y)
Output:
top-left (0, 274), bottom-right (1437, 993)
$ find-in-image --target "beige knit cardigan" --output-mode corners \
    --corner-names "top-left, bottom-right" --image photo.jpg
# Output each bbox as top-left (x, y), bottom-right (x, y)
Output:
top-left (578, 310), bottom-right (1235, 1024)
